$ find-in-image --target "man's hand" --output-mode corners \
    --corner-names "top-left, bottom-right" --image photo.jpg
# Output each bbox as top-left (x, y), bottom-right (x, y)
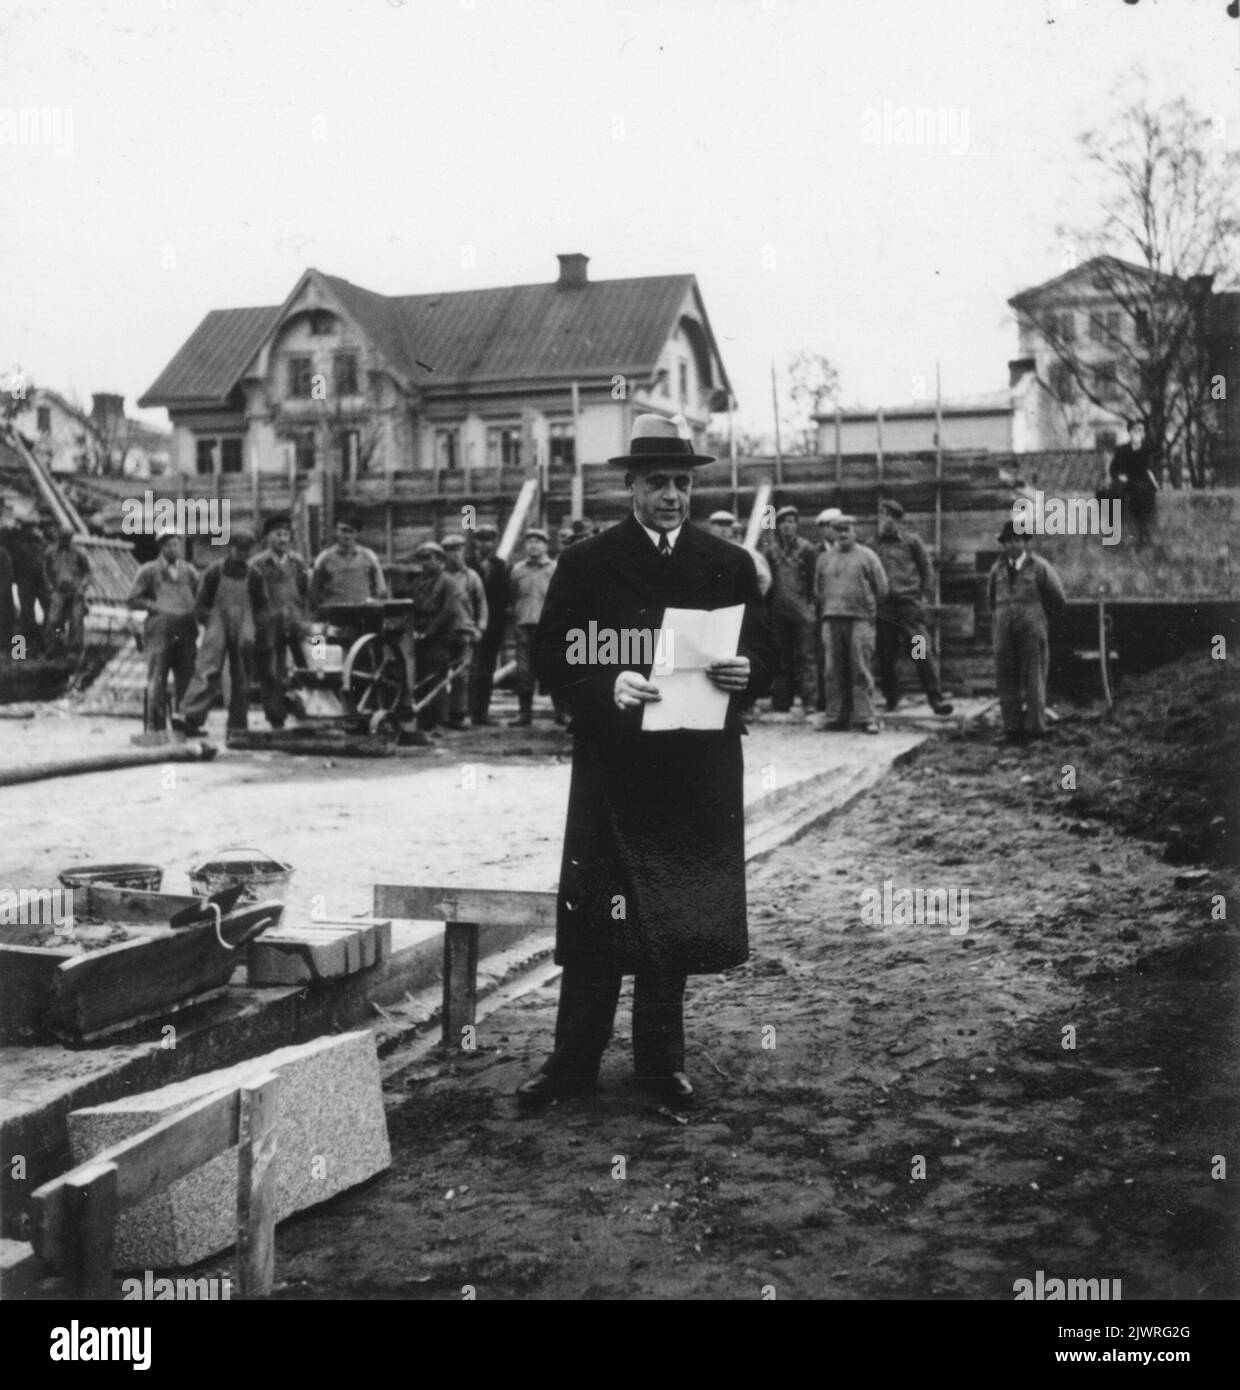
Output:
top-left (706, 657), bottom-right (750, 693)
top-left (614, 670), bottom-right (660, 709)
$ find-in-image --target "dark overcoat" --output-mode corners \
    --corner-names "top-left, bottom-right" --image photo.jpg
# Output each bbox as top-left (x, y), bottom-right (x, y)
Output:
top-left (533, 515), bottom-right (777, 975)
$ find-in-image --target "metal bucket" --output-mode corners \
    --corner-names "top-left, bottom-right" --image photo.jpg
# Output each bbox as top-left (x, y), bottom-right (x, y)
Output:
top-left (189, 847), bottom-right (293, 904)
top-left (58, 862), bottom-right (164, 892)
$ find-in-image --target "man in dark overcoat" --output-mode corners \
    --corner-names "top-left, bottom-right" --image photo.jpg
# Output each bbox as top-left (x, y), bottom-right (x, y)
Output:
top-left (520, 415), bottom-right (777, 1106)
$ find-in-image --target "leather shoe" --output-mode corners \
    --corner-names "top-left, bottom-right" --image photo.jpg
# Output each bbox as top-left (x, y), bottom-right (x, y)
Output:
top-left (515, 1071), bottom-right (595, 1105)
top-left (638, 1071), bottom-right (694, 1102)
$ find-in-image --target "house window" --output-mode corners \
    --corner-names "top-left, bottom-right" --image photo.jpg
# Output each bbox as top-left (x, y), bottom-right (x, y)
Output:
top-left (36, 406), bottom-right (51, 433)
top-left (294, 433), bottom-right (316, 472)
top-left (1134, 309), bottom-right (1151, 345)
top-left (486, 426), bottom-right (522, 469)
top-left (196, 437), bottom-right (243, 473)
top-left (548, 422), bottom-right (575, 467)
top-left (678, 361), bottom-right (689, 404)
top-left (1047, 361), bottom-right (1075, 403)
top-left (1095, 429), bottom-right (1118, 452)
top-left (1089, 311), bottom-right (1104, 341)
top-left (288, 355), bottom-right (314, 399)
top-left (333, 354), bottom-right (359, 397)
top-left (309, 311), bottom-right (332, 336)
top-left (1093, 362), bottom-right (1119, 400)
top-left (1106, 310), bottom-right (1121, 339)
top-left (1046, 310), bottom-right (1074, 343)
top-left (435, 429), bottom-right (459, 470)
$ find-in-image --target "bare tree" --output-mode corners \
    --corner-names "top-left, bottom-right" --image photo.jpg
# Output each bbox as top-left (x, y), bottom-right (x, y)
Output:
top-left (1034, 80), bottom-right (1240, 485)
top-left (781, 351), bottom-right (840, 456)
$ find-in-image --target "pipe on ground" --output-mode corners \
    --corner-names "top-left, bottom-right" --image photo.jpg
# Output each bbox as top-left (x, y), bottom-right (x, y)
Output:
top-left (0, 741), bottom-right (217, 788)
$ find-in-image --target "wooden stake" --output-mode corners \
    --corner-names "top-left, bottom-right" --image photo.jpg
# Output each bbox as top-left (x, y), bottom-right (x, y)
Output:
top-left (442, 920), bottom-right (479, 1050)
top-left (236, 1072), bottom-right (280, 1300)
top-left (64, 1161), bottom-right (118, 1300)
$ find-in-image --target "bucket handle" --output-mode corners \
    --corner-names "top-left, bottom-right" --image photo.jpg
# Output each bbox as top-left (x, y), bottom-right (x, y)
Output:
top-left (192, 847), bottom-right (291, 872)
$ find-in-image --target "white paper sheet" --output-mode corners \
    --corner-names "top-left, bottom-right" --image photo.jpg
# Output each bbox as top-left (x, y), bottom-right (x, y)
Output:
top-left (641, 604), bottom-right (744, 732)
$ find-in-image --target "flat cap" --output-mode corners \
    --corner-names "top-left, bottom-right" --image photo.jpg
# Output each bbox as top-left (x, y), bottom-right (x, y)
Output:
top-left (816, 507), bottom-right (842, 525)
top-left (775, 505), bottom-right (799, 521)
top-left (831, 514), bottom-right (857, 526)
top-left (524, 528), bottom-right (549, 543)
top-left (415, 540), bottom-right (445, 558)
top-left (440, 533), bottom-right (467, 548)
top-left (709, 510), bottom-right (737, 525)
top-left (879, 498), bottom-right (905, 519)
top-left (473, 524), bottom-right (498, 539)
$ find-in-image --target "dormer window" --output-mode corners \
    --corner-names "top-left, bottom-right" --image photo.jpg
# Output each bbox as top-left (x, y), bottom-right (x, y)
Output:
top-left (309, 311), bottom-right (332, 336)
top-left (333, 353), bottom-right (359, 396)
top-left (288, 356), bottom-right (314, 399)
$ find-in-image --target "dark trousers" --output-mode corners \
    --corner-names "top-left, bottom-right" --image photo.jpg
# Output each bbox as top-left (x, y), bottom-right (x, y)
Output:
top-left (470, 627), bottom-right (504, 721)
top-left (415, 637), bottom-right (451, 729)
top-left (144, 613), bottom-right (198, 731)
top-left (770, 604), bottom-right (817, 709)
top-left (257, 615), bottom-right (306, 728)
top-left (182, 621), bottom-right (253, 732)
top-left (543, 960), bottom-right (687, 1080)
top-left (44, 589), bottom-right (86, 656)
top-left (876, 597), bottom-right (943, 710)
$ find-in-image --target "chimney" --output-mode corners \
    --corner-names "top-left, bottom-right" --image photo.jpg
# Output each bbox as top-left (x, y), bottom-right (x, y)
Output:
top-left (556, 253), bottom-right (589, 289)
top-left (91, 392), bottom-right (125, 429)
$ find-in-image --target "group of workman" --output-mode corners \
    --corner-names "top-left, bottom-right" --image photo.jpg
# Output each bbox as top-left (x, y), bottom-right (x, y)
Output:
top-left (745, 500), bottom-right (1066, 742)
top-left (4, 496), bottom-right (1064, 748)
top-left (120, 512), bottom-right (582, 738)
top-left (0, 517), bottom-right (92, 660)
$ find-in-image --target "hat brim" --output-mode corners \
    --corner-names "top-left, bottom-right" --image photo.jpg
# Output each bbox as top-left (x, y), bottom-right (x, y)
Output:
top-left (609, 451), bottom-right (716, 468)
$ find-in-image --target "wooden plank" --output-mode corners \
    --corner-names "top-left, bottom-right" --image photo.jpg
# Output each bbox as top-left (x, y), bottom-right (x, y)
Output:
top-left (30, 1089), bottom-right (241, 1266)
top-left (78, 883), bottom-right (200, 924)
top-left (64, 1161), bottom-right (118, 1300)
top-left (374, 884), bottom-right (557, 930)
top-left (442, 921), bottom-right (479, 1050)
top-left (0, 942), bottom-right (74, 1039)
top-left (235, 1073), bottom-right (279, 1299)
top-left (49, 903), bottom-right (281, 1037)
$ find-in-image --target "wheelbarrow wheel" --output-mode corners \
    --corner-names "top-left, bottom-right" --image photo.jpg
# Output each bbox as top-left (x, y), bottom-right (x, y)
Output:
top-left (342, 633), bottom-right (407, 717)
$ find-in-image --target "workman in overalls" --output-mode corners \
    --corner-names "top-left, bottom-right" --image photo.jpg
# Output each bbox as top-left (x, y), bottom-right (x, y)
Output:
top-left (987, 519), bottom-right (1067, 744)
top-left (181, 530), bottom-right (266, 737)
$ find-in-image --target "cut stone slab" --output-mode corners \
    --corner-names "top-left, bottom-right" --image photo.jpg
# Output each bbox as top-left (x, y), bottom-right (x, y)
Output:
top-left (246, 917), bottom-right (391, 984)
top-left (69, 1029), bottom-right (390, 1269)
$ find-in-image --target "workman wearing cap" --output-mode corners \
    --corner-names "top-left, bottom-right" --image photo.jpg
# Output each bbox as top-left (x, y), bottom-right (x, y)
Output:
top-left (251, 514), bottom-right (309, 729)
top-left (508, 528), bottom-right (562, 727)
top-left (874, 499), bottom-right (953, 718)
top-left (42, 527), bottom-right (91, 658)
top-left (410, 541), bottom-right (463, 734)
top-left (127, 529), bottom-right (200, 733)
top-left (988, 520), bottom-right (1066, 744)
top-left (815, 514), bottom-right (888, 733)
top-left (763, 505), bottom-right (818, 714)
top-left (441, 533), bottom-right (489, 730)
top-left (710, 510), bottom-right (772, 597)
top-left (181, 530), bottom-right (266, 738)
top-left (468, 524), bottom-right (511, 726)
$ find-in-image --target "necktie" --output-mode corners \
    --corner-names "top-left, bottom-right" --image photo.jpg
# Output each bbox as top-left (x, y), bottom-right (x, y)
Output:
top-left (658, 533), bottom-right (672, 559)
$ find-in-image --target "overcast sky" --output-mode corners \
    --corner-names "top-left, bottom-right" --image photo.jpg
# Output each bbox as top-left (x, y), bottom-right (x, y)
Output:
top-left (2, 0), bottom-right (1236, 438)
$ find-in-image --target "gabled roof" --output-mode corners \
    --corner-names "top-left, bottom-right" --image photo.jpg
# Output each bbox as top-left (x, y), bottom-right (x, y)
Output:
top-left (1008, 254), bottom-right (1185, 310)
top-left (139, 305), bottom-right (282, 407)
top-left (140, 268), bottom-right (722, 408)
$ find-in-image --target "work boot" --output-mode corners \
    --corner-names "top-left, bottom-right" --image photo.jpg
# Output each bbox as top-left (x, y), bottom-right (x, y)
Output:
top-left (508, 709), bottom-right (533, 728)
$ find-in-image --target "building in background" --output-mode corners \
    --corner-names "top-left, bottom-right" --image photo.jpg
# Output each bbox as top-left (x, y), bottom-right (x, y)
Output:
top-left (813, 386), bottom-right (1030, 456)
top-left (139, 254), bottom-right (732, 482)
top-left (9, 387), bottom-right (170, 478)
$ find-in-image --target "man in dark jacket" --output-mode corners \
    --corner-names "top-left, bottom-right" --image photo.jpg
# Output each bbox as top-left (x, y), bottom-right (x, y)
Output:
top-left (410, 541), bottom-right (463, 733)
top-left (521, 415), bottom-right (777, 1106)
top-left (468, 524), bottom-right (510, 726)
top-left (874, 499), bottom-right (953, 716)
top-left (251, 514), bottom-right (309, 730)
top-left (763, 505), bottom-right (818, 713)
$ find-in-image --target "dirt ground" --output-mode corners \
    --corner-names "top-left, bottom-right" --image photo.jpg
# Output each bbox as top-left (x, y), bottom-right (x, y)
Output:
top-left (228, 654), bottom-right (1238, 1302)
